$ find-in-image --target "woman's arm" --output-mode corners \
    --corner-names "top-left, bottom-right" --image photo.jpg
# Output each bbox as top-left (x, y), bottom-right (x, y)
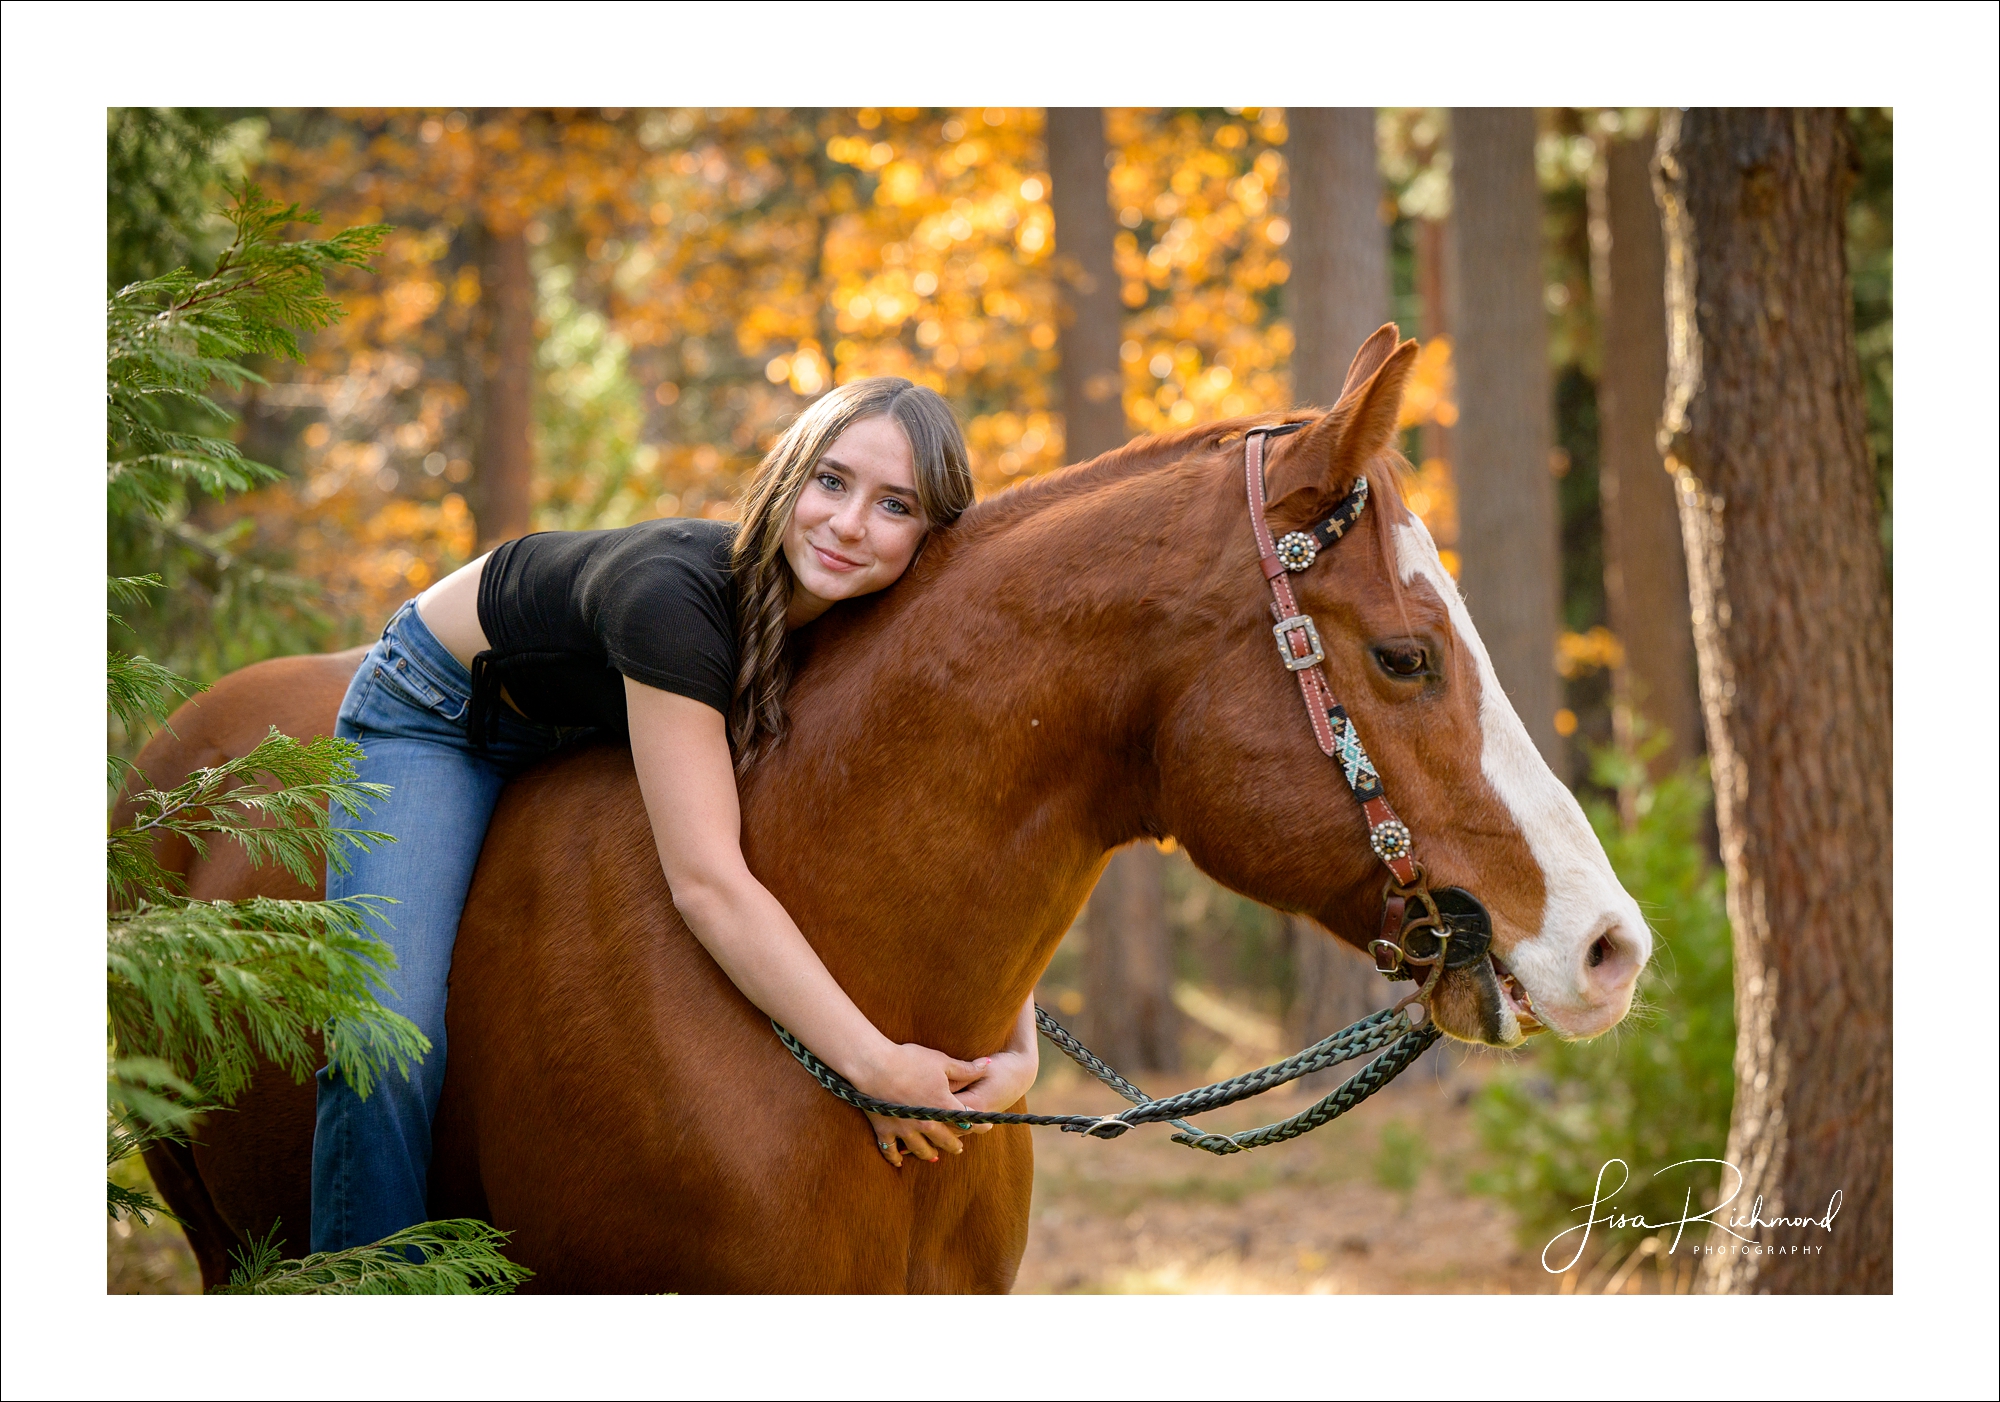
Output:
top-left (625, 677), bottom-right (981, 1163)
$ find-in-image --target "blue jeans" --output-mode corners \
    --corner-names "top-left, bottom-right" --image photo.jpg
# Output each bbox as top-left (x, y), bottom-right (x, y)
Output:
top-left (311, 600), bottom-right (585, 1253)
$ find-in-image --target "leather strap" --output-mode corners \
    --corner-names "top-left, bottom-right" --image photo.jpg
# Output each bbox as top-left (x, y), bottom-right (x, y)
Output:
top-left (1244, 428), bottom-right (1421, 889)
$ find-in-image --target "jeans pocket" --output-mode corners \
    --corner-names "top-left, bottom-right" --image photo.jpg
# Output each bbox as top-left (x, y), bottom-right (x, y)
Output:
top-left (374, 650), bottom-right (470, 723)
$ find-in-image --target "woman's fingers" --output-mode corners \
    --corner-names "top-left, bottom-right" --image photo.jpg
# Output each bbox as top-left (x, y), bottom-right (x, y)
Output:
top-left (944, 1057), bottom-right (990, 1091)
top-left (865, 1110), bottom-right (952, 1162)
top-left (865, 1114), bottom-right (906, 1167)
top-left (906, 1118), bottom-right (958, 1159)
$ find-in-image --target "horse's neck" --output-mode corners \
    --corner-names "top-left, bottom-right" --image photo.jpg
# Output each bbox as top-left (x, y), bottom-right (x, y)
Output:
top-left (741, 464), bottom-right (1195, 1055)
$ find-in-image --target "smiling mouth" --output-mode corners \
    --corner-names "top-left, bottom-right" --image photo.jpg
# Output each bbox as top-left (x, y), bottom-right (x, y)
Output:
top-left (811, 542), bottom-right (864, 570)
top-left (1490, 954), bottom-right (1544, 1034)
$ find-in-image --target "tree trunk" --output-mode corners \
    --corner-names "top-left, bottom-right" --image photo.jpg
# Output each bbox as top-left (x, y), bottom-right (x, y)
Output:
top-left (1655, 108), bottom-right (1892, 1294)
top-left (1591, 130), bottom-right (1702, 798)
top-left (1047, 107), bottom-right (1178, 1072)
top-left (1046, 108), bottom-right (1127, 464)
top-left (1286, 917), bottom-right (1392, 1088)
top-left (1415, 216), bottom-right (1453, 470)
top-left (1081, 842), bottom-right (1178, 1072)
top-left (1286, 108), bottom-right (1391, 405)
top-left (1282, 108), bottom-right (1397, 1057)
top-left (475, 222), bottom-right (536, 548)
top-left (1448, 108), bottom-right (1567, 779)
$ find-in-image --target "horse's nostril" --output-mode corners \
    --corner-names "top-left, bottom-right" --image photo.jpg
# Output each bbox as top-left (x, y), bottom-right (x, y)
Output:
top-left (1588, 934), bottom-right (1610, 969)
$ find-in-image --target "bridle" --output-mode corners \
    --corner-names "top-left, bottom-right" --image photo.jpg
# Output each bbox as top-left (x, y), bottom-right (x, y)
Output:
top-left (1241, 422), bottom-right (1493, 1012)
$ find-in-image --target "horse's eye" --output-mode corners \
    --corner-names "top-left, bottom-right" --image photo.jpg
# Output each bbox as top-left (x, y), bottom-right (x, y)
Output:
top-left (1376, 644), bottom-right (1429, 678)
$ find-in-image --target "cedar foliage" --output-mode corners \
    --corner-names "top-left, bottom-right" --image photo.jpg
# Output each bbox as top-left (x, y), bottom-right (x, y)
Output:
top-left (105, 165), bottom-right (527, 1292)
top-left (107, 109), bottom-right (350, 693)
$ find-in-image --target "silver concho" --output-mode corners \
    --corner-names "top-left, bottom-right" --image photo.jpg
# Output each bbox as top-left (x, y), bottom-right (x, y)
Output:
top-left (1369, 819), bottom-right (1413, 864)
top-left (1275, 531), bottom-right (1319, 572)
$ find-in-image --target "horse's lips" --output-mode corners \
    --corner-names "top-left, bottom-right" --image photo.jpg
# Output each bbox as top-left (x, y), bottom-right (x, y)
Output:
top-left (1489, 952), bottom-right (1545, 1033)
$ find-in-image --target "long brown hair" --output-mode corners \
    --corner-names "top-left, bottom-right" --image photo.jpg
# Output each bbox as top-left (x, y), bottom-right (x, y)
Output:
top-left (730, 377), bottom-right (971, 767)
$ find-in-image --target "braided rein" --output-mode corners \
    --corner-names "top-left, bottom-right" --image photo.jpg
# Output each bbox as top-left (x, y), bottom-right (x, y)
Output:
top-left (775, 1003), bottom-right (1438, 1158)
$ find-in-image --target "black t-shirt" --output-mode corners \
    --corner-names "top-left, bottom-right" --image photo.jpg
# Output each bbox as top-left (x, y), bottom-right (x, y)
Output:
top-left (470, 517), bottom-right (738, 737)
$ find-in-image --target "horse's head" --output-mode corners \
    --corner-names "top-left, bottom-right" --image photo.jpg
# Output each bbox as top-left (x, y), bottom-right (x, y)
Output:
top-left (1151, 328), bottom-right (1650, 1047)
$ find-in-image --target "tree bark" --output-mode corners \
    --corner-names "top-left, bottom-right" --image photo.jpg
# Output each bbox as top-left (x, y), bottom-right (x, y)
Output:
top-left (1282, 108), bottom-right (1398, 1054)
top-left (1286, 108), bottom-right (1391, 405)
top-left (1655, 108), bottom-right (1892, 1294)
top-left (1286, 917), bottom-right (1392, 1089)
top-left (1047, 107), bottom-right (1178, 1071)
top-left (1414, 216), bottom-right (1453, 470)
top-left (1591, 131), bottom-right (1703, 792)
top-left (1046, 108), bottom-right (1127, 465)
top-left (475, 222), bottom-right (536, 548)
top-left (1081, 842), bottom-right (1179, 1072)
top-left (1448, 108), bottom-right (1567, 779)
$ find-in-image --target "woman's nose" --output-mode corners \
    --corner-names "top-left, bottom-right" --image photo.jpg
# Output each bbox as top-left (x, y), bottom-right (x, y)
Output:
top-left (828, 502), bottom-right (866, 540)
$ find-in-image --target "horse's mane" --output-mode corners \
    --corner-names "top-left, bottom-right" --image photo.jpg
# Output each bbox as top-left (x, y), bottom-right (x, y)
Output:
top-left (953, 411), bottom-right (1420, 599)
top-left (952, 414), bottom-right (1304, 535)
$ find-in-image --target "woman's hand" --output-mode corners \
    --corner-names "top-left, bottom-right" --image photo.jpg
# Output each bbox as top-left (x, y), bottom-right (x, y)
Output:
top-left (951, 1048), bottom-right (1038, 1120)
top-left (937, 997), bottom-right (1040, 1137)
top-left (857, 1042), bottom-right (985, 1167)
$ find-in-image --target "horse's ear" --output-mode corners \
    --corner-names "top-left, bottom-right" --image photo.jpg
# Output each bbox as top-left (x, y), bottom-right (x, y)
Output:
top-left (1269, 337), bottom-right (1420, 513)
top-left (1337, 323), bottom-right (1403, 403)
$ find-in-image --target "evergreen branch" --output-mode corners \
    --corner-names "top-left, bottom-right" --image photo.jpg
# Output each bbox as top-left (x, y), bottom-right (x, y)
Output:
top-left (108, 728), bottom-right (391, 906)
top-left (108, 1180), bottom-right (174, 1225)
top-left (108, 573), bottom-right (165, 608)
top-left (107, 897), bottom-right (427, 1106)
top-left (108, 1054), bottom-right (206, 1140)
top-left (106, 1072), bottom-right (204, 1226)
top-left (213, 1219), bottom-right (532, 1295)
top-left (108, 650), bottom-right (200, 736)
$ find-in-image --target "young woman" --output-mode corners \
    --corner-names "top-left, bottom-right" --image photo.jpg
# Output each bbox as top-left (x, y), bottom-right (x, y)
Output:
top-left (312, 378), bottom-right (1039, 1254)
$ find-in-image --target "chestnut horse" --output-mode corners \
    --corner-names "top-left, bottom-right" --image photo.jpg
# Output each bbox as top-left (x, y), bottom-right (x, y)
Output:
top-left (130, 330), bottom-right (1649, 1292)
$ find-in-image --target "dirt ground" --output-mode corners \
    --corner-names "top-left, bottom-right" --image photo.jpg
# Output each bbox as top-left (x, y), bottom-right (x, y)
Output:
top-left (1010, 1043), bottom-right (1559, 1294)
top-left (110, 1039), bottom-right (1604, 1296)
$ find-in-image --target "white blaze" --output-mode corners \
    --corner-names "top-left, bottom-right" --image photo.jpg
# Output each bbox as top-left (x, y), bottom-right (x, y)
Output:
top-left (1392, 518), bottom-right (1650, 1035)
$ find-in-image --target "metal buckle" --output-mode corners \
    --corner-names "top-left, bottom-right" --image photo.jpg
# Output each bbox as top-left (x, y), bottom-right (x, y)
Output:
top-left (1271, 614), bottom-right (1324, 671)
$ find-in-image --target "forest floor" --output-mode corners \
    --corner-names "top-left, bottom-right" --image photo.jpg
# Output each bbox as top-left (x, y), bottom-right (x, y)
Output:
top-left (109, 1038), bottom-right (1596, 1296)
top-left (1011, 1042), bottom-right (1553, 1294)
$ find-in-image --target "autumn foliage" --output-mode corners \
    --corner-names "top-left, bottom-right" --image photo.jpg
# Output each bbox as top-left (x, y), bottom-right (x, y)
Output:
top-left (205, 107), bottom-right (1462, 647)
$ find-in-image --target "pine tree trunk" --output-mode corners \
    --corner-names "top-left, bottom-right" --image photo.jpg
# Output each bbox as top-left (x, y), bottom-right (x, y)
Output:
top-left (1082, 842), bottom-right (1179, 1072)
top-left (1047, 107), bottom-right (1178, 1072)
top-left (1287, 108), bottom-right (1391, 405)
top-left (1046, 108), bottom-right (1127, 464)
top-left (1283, 107), bottom-right (1397, 1056)
top-left (1415, 216), bottom-right (1454, 471)
top-left (1449, 108), bottom-right (1567, 779)
top-left (1592, 131), bottom-right (1702, 790)
top-left (1286, 917), bottom-right (1391, 1083)
top-left (475, 223), bottom-right (535, 548)
top-left (1655, 108), bottom-right (1892, 1294)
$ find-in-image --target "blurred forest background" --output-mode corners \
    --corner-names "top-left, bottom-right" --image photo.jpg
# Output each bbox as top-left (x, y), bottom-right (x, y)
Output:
top-left (107, 106), bottom-right (1892, 1294)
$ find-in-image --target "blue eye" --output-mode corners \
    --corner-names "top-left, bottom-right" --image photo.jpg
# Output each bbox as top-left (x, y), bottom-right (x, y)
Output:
top-left (817, 472), bottom-right (843, 492)
top-left (882, 498), bottom-right (910, 515)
